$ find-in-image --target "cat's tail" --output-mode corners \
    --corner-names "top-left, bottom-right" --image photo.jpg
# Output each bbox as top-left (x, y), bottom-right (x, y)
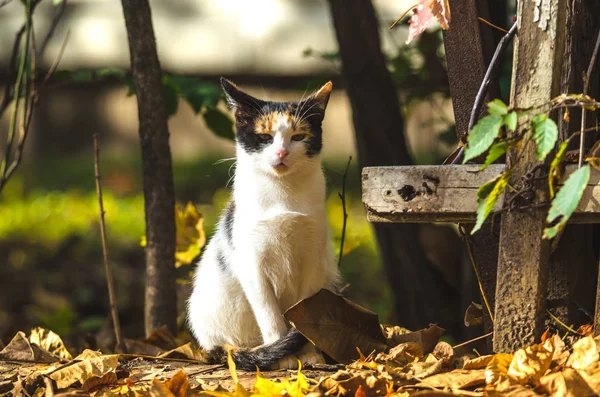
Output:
top-left (205, 328), bottom-right (307, 371)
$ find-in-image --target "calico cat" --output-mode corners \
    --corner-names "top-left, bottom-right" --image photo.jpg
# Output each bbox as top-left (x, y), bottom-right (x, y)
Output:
top-left (187, 78), bottom-right (341, 370)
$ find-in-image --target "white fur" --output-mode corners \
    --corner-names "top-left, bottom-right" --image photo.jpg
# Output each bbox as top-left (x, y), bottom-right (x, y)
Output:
top-left (187, 113), bottom-right (340, 349)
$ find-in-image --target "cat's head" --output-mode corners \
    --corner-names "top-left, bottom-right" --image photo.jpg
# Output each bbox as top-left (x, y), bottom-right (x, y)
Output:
top-left (221, 78), bottom-right (332, 177)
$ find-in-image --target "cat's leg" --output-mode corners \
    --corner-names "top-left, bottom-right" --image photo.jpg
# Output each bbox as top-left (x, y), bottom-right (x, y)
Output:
top-left (232, 242), bottom-right (289, 344)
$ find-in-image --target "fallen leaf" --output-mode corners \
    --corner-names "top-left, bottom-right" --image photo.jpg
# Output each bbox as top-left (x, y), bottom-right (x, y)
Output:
top-left (432, 342), bottom-right (453, 362)
top-left (378, 342), bottom-right (424, 362)
top-left (284, 289), bottom-right (389, 364)
top-left (385, 325), bottom-right (445, 354)
top-left (485, 353), bottom-right (513, 385)
top-left (0, 332), bottom-right (58, 363)
top-left (463, 303), bottom-right (483, 327)
top-left (417, 368), bottom-right (485, 389)
top-left (82, 371), bottom-right (118, 393)
top-left (48, 350), bottom-right (119, 389)
top-left (159, 342), bottom-right (205, 361)
top-left (485, 384), bottom-right (542, 396)
top-left (539, 368), bottom-right (596, 397)
top-left (566, 336), bottom-right (599, 370)
top-left (507, 339), bottom-right (554, 385)
top-left (175, 202), bottom-right (206, 268)
top-left (463, 355), bottom-right (493, 370)
top-left (145, 325), bottom-right (180, 350)
top-left (29, 328), bottom-right (73, 361)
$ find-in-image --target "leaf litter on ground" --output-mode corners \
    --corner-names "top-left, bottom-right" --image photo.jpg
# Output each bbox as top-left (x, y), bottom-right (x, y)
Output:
top-left (1, 289), bottom-right (600, 396)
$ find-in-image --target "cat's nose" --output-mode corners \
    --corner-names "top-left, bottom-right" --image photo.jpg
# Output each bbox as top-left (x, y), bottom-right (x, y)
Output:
top-left (277, 149), bottom-right (289, 160)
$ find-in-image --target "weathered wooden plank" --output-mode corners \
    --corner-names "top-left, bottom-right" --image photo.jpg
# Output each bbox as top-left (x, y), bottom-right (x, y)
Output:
top-left (493, 0), bottom-right (566, 353)
top-left (362, 165), bottom-right (600, 223)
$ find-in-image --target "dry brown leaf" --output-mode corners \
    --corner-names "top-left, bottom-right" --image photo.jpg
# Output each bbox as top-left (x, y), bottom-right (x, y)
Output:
top-left (576, 324), bottom-right (593, 337)
top-left (463, 355), bottom-right (493, 370)
top-left (0, 332), bottom-right (58, 363)
top-left (432, 342), bottom-right (454, 362)
top-left (539, 368), bottom-right (596, 397)
top-left (82, 371), bottom-right (118, 393)
top-left (549, 334), bottom-right (569, 367)
top-left (417, 368), bottom-right (485, 390)
top-left (48, 350), bottom-right (119, 389)
top-left (485, 353), bottom-right (513, 385)
top-left (485, 384), bottom-right (542, 396)
top-left (145, 325), bottom-right (180, 350)
top-left (124, 338), bottom-right (166, 356)
top-left (507, 339), bottom-right (554, 385)
top-left (566, 336), bottom-right (599, 370)
top-left (165, 370), bottom-right (191, 397)
top-left (578, 361), bottom-right (600, 394)
top-left (464, 303), bottom-right (483, 327)
top-left (406, 0), bottom-right (451, 44)
top-left (385, 325), bottom-right (446, 355)
top-left (284, 289), bottom-right (389, 364)
top-left (159, 342), bottom-right (205, 361)
top-left (378, 342), bottom-right (424, 362)
top-left (29, 327), bottom-right (73, 361)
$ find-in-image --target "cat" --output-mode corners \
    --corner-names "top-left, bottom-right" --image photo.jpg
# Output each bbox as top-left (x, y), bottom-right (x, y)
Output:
top-left (187, 78), bottom-right (341, 370)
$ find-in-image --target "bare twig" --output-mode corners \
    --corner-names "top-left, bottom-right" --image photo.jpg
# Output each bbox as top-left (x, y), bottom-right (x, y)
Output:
top-left (390, 3), bottom-right (418, 30)
top-left (38, 0), bottom-right (67, 57)
top-left (459, 225), bottom-right (494, 323)
top-left (0, 0), bottom-right (13, 8)
top-left (452, 22), bottom-right (518, 164)
top-left (578, 28), bottom-right (600, 168)
top-left (0, 26), bottom-right (25, 116)
top-left (94, 134), bottom-right (125, 352)
top-left (477, 17), bottom-right (508, 33)
top-left (337, 156), bottom-right (352, 267)
top-left (547, 309), bottom-right (578, 334)
top-left (452, 331), bottom-right (493, 349)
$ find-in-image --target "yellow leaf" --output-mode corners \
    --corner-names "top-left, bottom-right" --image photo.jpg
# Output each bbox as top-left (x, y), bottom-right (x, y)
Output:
top-left (567, 336), bottom-right (599, 370)
top-left (507, 339), bottom-right (554, 385)
top-left (47, 350), bottom-right (119, 389)
top-left (175, 202), bottom-right (206, 268)
top-left (463, 355), bottom-right (493, 370)
top-left (485, 353), bottom-right (513, 385)
top-left (539, 368), bottom-right (596, 397)
top-left (252, 369), bottom-right (285, 396)
top-left (29, 327), bottom-right (73, 361)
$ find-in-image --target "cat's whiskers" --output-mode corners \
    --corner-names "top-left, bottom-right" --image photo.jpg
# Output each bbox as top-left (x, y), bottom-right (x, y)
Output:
top-left (294, 85), bottom-right (311, 121)
top-left (297, 102), bottom-right (320, 125)
top-left (226, 160), bottom-right (237, 188)
top-left (213, 157), bottom-right (236, 165)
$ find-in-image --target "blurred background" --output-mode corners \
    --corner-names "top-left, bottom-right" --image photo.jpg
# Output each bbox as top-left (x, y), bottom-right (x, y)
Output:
top-left (0, 0), bottom-right (513, 349)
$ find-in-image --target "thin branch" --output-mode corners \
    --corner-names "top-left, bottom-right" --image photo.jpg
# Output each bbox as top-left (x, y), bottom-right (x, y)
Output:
top-left (452, 331), bottom-right (493, 349)
top-left (459, 225), bottom-right (494, 323)
top-left (452, 22), bottom-right (518, 164)
top-left (390, 3), bottom-right (418, 30)
top-left (0, 0), bottom-right (13, 8)
top-left (94, 134), bottom-right (125, 352)
top-left (477, 17), bottom-right (508, 34)
top-left (38, 0), bottom-right (67, 57)
top-left (547, 309), bottom-right (578, 334)
top-left (337, 156), bottom-right (351, 267)
top-left (578, 28), bottom-right (600, 168)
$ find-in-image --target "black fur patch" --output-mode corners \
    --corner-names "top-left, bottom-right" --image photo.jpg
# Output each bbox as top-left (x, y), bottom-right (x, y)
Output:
top-left (223, 201), bottom-right (235, 245)
top-left (206, 328), bottom-right (308, 371)
top-left (216, 247), bottom-right (229, 274)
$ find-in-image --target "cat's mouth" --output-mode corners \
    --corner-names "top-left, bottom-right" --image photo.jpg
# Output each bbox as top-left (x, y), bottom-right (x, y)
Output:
top-left (273, 162), bottom-right (289, 173)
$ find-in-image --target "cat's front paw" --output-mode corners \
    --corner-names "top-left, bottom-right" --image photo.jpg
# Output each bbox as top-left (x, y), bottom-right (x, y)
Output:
top-left (271, 343), bottom-right (325, 370)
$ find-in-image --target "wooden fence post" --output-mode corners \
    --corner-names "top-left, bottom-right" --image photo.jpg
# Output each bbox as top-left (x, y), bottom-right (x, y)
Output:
top-left (493, 0), bottom-right (566, 352)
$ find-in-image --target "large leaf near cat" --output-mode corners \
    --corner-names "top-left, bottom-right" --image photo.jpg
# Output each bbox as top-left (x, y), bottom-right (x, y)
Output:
top-left (284, 289), bottom-right (389, 364)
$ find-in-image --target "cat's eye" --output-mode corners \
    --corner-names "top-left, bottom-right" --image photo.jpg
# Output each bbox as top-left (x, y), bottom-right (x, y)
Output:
top-left (291, 134), bottom-right (306, 142)
top-left (257, 134), bottom-right (273, 142)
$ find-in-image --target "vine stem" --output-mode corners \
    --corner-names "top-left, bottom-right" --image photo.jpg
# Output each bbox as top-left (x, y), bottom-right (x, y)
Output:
top-left (452, 22), bottom-right (518, 164)
top-left (337, 156), bottom-right (352, 267)
top-left (94, 134), bottom-right (125, 352)
top-left (578, 28), bottom-right (600, 168)
top-left (459, 225), bottom-right (494, 323)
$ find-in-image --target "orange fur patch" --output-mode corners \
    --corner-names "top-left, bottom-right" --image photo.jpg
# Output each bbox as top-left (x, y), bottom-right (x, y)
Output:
top-left (254, 111), bottom-right (314, 138)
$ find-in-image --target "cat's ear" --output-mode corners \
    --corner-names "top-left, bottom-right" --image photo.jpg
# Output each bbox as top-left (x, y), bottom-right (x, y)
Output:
top-left (220, 77), bottom-right (262, 110)
top-left (309, 81), bottom-right (333, 110)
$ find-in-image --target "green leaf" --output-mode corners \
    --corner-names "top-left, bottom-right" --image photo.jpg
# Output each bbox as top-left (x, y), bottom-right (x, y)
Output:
top-left (548, 140), bottom-right (570, 198)
top-left (96, 67), bottom-right (126, 80)
top-left (487, 99), bottom-right (508, 116)
top-left (531, 114), bottom-right (558, 161)
top-left (463, 115), bottom-right (503, 163)
top-left (163, 83), bottom-right (179, 118)
top-left (181, 83), bottom-right (222, 113)
top-left (203, 107), bottom-right (235, 140)
top-left (544, 165), bottom-right (590, 239)
top-left (480, 140), bottom-right (509, 171)
top-left (472, 172), bottom-right (509, 234)
top-left (504, 111), bottom-right (517, 131)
